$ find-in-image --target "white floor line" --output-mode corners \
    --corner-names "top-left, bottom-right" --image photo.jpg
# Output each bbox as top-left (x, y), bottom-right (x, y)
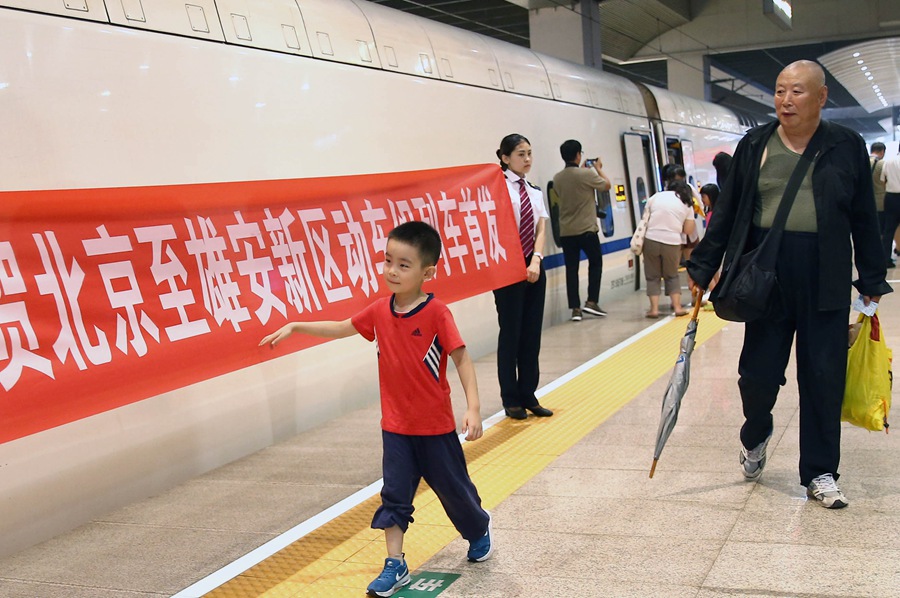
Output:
top-left (170, 322), bottom-right (661, 597)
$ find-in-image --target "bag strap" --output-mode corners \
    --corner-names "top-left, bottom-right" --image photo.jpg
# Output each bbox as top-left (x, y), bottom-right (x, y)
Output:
top-left (752, 122), bottom-right (827, 264)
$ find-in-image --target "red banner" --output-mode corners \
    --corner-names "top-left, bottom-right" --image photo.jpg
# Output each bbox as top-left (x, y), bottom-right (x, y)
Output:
top-left (0, 164), bottom-right (524, 444)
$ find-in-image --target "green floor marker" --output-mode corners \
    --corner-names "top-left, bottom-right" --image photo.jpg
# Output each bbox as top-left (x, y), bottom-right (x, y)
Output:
top-left (395, 571), bottom-right (461, 596)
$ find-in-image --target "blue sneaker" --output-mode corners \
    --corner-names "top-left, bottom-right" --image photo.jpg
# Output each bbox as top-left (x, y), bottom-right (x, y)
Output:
top-left (466, 513), bottom-right (494, 562)
top-left (366, 555), bottom-right (410, 597)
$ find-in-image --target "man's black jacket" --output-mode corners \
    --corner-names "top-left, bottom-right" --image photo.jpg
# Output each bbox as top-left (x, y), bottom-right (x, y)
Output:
top-left (687, 120), bottom-right (892, 310)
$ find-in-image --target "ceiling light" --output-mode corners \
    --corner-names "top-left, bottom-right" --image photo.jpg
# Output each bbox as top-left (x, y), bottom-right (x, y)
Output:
top-left (820, 39), bottom-right (900, 114)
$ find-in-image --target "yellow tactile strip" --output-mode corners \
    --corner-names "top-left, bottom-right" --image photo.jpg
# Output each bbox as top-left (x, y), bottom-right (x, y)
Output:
top-left (206, 312), bottom-right (728, 597)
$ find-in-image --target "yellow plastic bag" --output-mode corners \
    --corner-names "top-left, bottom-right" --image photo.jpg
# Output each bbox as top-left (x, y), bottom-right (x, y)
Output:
top-left (842, 312), bottom-right (892, 432)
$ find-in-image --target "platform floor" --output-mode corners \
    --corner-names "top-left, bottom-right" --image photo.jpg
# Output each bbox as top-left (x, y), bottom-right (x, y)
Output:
top-left (1, 286), bottom-right (899, 598)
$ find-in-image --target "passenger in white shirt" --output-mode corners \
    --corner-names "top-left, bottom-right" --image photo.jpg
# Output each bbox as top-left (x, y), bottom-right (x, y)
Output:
top-left (642, 180), bottom-right (696, 317)
top-left (879, 152), bottom-right (900, 267)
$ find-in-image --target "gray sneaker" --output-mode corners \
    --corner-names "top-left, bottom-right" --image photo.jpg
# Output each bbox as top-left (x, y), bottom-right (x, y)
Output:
top-left (571, 308), bottom-right (583, 321)
top-left (807, 473), bottom-right (848, 509)
top-left (740, 433), bottom-right (771, 480)
top-left (583, 301), bottom-right (607, 317)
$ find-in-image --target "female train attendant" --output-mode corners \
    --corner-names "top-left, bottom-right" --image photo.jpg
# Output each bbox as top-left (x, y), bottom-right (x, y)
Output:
top-left (493, 134), bottom-right (554, 420)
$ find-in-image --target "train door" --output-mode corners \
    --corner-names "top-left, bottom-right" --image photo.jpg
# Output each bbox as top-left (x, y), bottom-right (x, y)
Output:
top-left (681, 139), bottom-right (697, 188)
top-left (622, 132), bottom-right (655, 290)
top-left (678, 139), bottom-right (706, 238)
top-left (666, 136), bottom-right (683, 167)
top-left (597, 187), bottom-right (614, 238)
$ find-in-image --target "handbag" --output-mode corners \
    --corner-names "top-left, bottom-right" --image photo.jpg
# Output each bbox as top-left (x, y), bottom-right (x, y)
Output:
top-left (713, 126), bottom-right (824, 323)
top-left (630, 200), bottom-right (651, 255)
top-left (842, 311), bottom-right (892, 432)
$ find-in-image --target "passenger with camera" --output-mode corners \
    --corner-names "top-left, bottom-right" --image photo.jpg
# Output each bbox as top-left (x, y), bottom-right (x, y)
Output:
top-left (552, 139), bottom-right (612, 322)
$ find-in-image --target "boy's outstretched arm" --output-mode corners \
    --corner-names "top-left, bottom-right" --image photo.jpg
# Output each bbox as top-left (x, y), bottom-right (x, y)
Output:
top-left (259, 319), bottom-right (356, 348)
top-left (451, 346), bottom-right (482, 441)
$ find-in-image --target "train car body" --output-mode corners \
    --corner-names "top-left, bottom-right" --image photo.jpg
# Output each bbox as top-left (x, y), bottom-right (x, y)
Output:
top-left (0, 0), bottom-right (745, 556)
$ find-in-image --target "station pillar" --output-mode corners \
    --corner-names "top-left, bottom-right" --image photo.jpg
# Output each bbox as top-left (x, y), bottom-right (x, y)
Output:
top-left (667, 52), bottom-right (711, 101)
top-left (529, 0), bottom-right (602, 69)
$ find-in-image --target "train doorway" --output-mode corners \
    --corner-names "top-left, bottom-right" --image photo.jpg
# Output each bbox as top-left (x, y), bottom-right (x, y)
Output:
top-left (622, 132), bottom-right (655, 291)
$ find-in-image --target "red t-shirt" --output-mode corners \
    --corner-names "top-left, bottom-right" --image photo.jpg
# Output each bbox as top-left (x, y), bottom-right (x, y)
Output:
top-left (351, 294), bottom-right (465, 435)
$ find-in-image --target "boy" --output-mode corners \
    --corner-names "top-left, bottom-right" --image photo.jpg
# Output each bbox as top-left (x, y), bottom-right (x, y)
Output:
top-left (259, 221), bottom-right (493, 597)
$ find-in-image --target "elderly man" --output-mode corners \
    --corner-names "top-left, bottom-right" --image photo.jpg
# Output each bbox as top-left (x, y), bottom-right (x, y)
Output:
top-left (687, 60), bottom-right (891, 508)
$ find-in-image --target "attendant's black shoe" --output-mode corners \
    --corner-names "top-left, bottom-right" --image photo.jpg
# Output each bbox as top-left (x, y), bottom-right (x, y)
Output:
top-left (888, 260), bottom-right (897, 269)
top-left (527, 405), bottom-right (553, 417)
top-left (504, 407), bottom-right (527, 420)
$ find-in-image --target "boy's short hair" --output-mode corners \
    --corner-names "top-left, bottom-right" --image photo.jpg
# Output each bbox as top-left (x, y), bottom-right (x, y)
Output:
top-left (871, 142), bottom-right (886, 153)
top-left (388, 221), bottom-right (442, 266)
top-left (560, 139), bottom-right (582, 163)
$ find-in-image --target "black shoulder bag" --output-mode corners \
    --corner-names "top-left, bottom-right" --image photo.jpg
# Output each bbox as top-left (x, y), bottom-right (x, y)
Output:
top-left (713, 126), bottom-right (824, 323)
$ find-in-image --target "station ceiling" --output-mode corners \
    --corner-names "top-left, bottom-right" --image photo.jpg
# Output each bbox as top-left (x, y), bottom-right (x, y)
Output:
top-left (369, 0), bottom-right (898, 139)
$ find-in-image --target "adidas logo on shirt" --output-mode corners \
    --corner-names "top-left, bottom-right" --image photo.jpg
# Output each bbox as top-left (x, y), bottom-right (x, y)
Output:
top-left (411, 328), bottom-right (422, 337)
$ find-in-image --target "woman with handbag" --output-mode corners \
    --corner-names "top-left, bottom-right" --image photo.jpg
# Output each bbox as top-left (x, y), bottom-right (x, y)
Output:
top-left (641, 180), bottom-right (696, 318)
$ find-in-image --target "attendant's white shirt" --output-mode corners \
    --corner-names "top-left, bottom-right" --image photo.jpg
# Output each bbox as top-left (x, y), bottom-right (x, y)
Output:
top-left (504, 170), bottom-right (549, 235)
top-left (644, 191), bottom-right (692, 246)
top-left (882, 154), bottom-right (900, 193)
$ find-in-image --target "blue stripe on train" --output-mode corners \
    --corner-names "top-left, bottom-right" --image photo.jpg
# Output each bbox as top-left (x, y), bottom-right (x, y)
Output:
top-left (542, 237), bottom-right (631, 270)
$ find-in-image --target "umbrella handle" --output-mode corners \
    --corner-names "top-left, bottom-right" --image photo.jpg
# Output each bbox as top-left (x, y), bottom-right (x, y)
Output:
top-left (689, 287), bottom-right (703, 321)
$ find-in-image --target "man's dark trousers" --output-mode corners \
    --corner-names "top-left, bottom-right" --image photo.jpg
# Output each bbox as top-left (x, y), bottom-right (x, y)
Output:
top-left (737, 231), bottom-right (848, 487)
top-left (560, 232), bottom-right (602, 309)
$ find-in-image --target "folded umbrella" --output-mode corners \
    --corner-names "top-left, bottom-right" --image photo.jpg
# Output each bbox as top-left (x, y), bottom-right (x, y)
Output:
top-left (649, 291), bottom-right (704, 478)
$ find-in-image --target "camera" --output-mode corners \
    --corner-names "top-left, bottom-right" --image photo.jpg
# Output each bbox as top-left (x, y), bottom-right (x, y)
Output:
top-left (585, 159), bottom-right (596, 168)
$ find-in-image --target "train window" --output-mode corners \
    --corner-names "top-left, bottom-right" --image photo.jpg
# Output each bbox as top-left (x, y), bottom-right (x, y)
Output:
top-left (597, 189), bottom-right (614, 238)
top-left (358, 40), bottom-right (372, 63)
top-left (282, 25), bottom-right (301, 50)
top-left (231, 13), bottom-right (251, 41)
top-left (666, 137), bottom-right (683, 167)
top-left (546, 181), bottom-right (562, 247)
top-left (384, 45), bottom-right (398, 68)
top-left (186, 4), bottom-right (211, 33)
top-left (440, 58), bottom-right (453, 78)
top-left (419, 53), bottom-right (433, 74)
top-left (636, 178), bottom-right (648, 216)
top-left (317, 31), bottom-right (334, 56)
top-left (121, 0), bottom-right (145, 21)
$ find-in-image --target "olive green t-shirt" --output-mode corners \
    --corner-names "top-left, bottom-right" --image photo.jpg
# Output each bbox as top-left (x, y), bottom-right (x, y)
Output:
top-left (552, 166), bottom-right (606, 236)
top-left (755, 132), bottom-right (817, 232)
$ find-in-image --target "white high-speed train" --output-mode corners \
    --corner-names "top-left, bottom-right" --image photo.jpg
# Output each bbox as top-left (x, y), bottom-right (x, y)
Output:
top-left (0, 0), bottom-right (746, 555)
